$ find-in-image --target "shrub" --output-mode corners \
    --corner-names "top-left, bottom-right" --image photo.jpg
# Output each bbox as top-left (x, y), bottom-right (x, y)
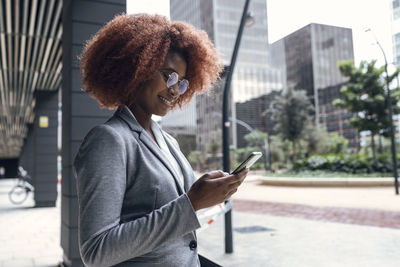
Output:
top-left (292, 153), bottom-right (398, 173)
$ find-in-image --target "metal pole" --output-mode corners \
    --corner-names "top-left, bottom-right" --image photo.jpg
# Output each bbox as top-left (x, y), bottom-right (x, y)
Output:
top-left (222, 0), bottom-right (252, 253)
top-left (367, 29), bottom-right (399, 195)
top-left (264, 137), bottom-right (269, 170)
top-left (384, 63), bottom-right (400, 195)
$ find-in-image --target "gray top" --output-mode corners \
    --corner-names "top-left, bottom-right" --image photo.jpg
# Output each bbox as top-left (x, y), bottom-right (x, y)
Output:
top-left (73, 106), bottom-right (201, 267)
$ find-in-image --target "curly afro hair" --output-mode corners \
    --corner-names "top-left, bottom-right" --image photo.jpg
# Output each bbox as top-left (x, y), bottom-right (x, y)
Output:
top-left (79, 14), bottom-right (223, 109)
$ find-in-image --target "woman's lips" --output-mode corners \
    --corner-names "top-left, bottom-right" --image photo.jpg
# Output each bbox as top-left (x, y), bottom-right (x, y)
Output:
top-left (158, 95), bottom-right (174, 107)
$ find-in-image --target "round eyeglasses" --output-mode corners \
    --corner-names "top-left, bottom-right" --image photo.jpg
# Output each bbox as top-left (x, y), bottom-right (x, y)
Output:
top-left (160, 71), bottom-right (189, 95)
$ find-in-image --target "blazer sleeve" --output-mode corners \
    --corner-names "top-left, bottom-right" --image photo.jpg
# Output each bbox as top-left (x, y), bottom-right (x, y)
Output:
top-left (73, 125), bottom-right (200, 267)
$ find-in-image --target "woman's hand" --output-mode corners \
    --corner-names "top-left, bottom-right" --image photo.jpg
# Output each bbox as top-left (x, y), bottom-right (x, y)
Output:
top-left (187, 169), bottom-right (249, 211)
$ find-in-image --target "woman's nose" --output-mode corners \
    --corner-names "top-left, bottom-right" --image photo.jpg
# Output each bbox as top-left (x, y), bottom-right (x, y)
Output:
top-left (168, 83), bottom-right (179, 96)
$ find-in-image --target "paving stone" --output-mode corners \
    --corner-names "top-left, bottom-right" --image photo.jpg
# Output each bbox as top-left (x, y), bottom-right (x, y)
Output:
top-left (1, 176), bottom-right (400, 267)
top-left (198, 212), bottom-right (400, 267)
top-left (232, 199), bottom-right (400, 229)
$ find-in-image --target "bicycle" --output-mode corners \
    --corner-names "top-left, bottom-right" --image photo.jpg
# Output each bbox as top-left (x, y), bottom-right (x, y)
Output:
top-left (8, 166), bottom-right (34, 205)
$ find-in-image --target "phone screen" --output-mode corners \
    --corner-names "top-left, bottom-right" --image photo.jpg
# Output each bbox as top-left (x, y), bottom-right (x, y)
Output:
top-left (231, 152), bottom-right (262, 174)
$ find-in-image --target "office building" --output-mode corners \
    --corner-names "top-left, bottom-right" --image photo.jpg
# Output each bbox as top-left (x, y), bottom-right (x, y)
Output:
top-left (168, 0), bottom-right (283, 156)
top-left (392, 0), bottom-right (400, 65)
top-left (270, 23), bottom-right (359, 148)
top-left (235, 90), bottom-right (280, 148)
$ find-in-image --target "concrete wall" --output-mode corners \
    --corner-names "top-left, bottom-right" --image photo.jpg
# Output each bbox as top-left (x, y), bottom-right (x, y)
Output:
top-left (61, 0), bottom-right (125, 266)
top-left (18, 91), bottom-right (59, 207)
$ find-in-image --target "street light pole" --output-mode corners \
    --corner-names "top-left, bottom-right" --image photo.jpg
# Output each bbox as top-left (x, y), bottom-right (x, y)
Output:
top-left (366, 29), bottom-right (399, 195)
top-left (214, 111), bottom-right (270, 170)
top-left (222, 0), bottom-right (252, 253)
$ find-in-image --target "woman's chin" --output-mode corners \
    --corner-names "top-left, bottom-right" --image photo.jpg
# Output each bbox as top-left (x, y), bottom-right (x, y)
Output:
top-left (154, 109), bottom-right (169, 117)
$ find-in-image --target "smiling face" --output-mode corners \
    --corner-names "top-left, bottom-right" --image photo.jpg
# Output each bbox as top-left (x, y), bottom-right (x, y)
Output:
top-left (133, 51), bottom-right (188, 117)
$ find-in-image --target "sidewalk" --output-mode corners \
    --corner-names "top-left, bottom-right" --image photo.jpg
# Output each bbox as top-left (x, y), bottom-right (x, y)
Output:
top-left (196, 174), bottom-right (400, 266)
top-left (197, 211), bottom-right (400, 267)
top-left (235, 173), bottom-right (400, 211)
top-left (0, 180), bottom-right (63, 267)
top-left (1, 175), bottom-right (400, 266)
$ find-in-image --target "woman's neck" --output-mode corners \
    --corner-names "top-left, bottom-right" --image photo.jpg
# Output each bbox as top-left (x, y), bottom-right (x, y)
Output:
top-left (128, 104), bottom-right (152, 131)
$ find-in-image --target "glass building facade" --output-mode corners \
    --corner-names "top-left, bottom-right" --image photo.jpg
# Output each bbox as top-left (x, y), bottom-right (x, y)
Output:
top-left (270, 23), bottom-right (359, 148)
top-left (392, 0), bottom-right (400, 65)
top-left (165, 0), bottom-right (283, 158)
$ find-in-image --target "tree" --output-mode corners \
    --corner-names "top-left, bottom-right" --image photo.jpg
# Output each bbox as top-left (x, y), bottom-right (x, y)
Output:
top-left (244, 130), bottom-right (267, 147)
top-left (301, 123), bottom-right (348, 156)
top-left (268, 88), bottom-right (314, 162)
top-left (333, 60), bottom-right (400, 158)
top-left (268, 134), bottom-right (291, 170)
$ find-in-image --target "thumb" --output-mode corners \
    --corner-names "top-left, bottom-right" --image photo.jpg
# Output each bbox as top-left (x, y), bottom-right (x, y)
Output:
top-left (206, 170), bottom-right (226, 179)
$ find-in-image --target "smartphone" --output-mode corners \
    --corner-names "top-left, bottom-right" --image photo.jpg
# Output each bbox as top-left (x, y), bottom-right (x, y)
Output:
top-left (231, 152), bottom-right (262, 174)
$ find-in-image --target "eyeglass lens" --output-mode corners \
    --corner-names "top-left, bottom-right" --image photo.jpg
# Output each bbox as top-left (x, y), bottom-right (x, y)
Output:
top-left (166, 72), bottom-right (188, 95)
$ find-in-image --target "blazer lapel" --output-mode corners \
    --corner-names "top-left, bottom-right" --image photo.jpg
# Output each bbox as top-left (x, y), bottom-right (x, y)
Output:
top-left (163, 134), bottom-right (195, 192)
top-left (117, 106), bottom-right (185, 194)
top-left (139, 132), bottom-right (185, 194)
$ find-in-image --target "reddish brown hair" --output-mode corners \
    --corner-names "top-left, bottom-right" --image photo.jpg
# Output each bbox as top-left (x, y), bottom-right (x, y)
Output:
top-left (80, 14), bottom-right (223, 109)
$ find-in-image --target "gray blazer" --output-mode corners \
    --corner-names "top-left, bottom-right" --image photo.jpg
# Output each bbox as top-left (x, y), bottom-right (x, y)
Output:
top-left (74, 106), bottom-right (201, 267)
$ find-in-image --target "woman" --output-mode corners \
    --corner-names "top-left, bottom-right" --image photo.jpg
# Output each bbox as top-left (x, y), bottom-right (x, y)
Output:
top-left (74, 14), bottom-right (248, 267)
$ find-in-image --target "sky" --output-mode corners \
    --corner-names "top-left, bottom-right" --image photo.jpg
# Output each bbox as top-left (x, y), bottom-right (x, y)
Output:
top-left (127, 0), bottom-right (394, 68)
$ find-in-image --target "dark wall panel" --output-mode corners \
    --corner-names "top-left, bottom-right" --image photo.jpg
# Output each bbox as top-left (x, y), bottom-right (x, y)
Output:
top-left (71, 92), bottom-right (113, 117)
top-left (32, 91), bottom-right (59, 207)
top-left (72, 22), bottom-right (102, 44)
top-left (71, 45), bottom-right (83, 68)
top-left (72, 1), bottom-right (125, 23)
top-left (61, 1), bottom-right (125, 265)
top-left (71, 69), bottom-right (83, 92)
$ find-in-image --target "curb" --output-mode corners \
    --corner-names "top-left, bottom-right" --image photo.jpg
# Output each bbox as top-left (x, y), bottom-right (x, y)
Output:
top-left (259, 177), bottom-right (396, 187)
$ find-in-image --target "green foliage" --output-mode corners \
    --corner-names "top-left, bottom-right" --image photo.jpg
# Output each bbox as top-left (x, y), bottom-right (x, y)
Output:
top-left (244, 130), bottom-right (267, 148)
top-left (333, 60), bottom-right (400, 156)
top-left (300, 124), bottom-right (348, 156)
top-left (268, 88), bottom-right (314, 162)
top-left (293, 153), bottom-right (398, 173)
top-left (359, 136), bottom-right (400, 157)
top-left (267, 170), bottom-right (394, 178)
top-left (268, 135), bottom-right (289, 163)
top-left (269, 88), bottom-right (314, 142)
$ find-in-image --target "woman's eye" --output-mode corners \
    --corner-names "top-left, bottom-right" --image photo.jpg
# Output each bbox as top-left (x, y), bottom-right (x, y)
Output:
top-left (162, 73), bottom-right (169, 81)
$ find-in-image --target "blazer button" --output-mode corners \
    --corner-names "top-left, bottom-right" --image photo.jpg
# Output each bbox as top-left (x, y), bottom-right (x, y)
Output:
top-left (189, 240), bottom-right (197, 250)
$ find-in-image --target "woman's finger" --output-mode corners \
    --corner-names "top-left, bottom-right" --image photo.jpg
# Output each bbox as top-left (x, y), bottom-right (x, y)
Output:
top-left (216, 170), bottom-right (248, 185)
top-left (205, 170), bottom-right (226, 179)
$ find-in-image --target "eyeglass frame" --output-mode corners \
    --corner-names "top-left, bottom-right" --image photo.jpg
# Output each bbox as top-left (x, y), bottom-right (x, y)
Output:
top-left (159, 70), bottom-right (189, 95)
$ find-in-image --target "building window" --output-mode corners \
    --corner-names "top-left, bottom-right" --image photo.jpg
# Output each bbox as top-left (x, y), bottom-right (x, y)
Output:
top-left (396, 56), bottom-right (400, 65)
top-left (394, 7), bottom-right (400, 20)
top-left (322, 38), bottom-right (334, 49)
top-left (395, 33), bottom-right (400, 44)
